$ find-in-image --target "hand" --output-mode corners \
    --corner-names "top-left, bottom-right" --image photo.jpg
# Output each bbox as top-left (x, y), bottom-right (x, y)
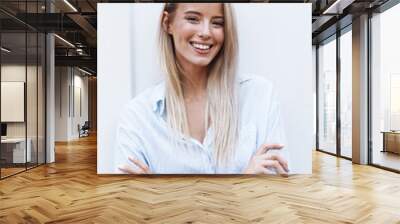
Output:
top-left (118, 156), bottom-right (151, 174)
top-left (243, 144), bottom-right (289, 176)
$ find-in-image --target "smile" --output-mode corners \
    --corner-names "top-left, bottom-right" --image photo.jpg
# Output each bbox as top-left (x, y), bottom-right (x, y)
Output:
top-left (190, 41), bottom-right (213, 52)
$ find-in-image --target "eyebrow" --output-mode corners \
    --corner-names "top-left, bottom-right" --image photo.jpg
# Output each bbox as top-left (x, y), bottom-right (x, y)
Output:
top-left (184, 11), bottom-right (201, 16)
top-left (184, 11), bottom-right (224, 19)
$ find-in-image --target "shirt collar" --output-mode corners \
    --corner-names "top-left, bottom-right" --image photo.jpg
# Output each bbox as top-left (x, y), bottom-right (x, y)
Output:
top-left (151, 75), bottom-right (252, 116)
top-left (152, 83), bottom-right (166, 116)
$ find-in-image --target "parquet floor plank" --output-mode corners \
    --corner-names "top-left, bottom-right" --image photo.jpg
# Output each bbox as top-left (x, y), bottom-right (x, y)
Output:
top-left (1, 135), bottom-right (399, 223)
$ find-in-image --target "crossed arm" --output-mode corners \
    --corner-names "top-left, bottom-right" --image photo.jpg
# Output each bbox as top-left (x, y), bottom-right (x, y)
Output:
top-left (118, 143), bottom-right (289, 176)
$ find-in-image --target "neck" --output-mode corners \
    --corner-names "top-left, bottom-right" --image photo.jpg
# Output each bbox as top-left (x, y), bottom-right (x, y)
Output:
top-left (180, 64), bottom-right (208, 101)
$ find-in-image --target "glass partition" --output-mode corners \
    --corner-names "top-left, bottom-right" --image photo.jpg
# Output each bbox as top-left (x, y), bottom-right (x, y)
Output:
top-left (38, 32), bottom-right (45, 165)
top-left (0, 1), bottom-right (46, 179)
top-left (1, 31), bottom-right (28, 177)
top-left (28, 0), bottom-right (38, 170)
top-left (27, 30), bottom-right (38, 169)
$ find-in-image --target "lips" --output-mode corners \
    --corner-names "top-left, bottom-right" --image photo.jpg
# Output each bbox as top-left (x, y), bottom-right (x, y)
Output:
top-left (190, 41), bottom-right (213, 54)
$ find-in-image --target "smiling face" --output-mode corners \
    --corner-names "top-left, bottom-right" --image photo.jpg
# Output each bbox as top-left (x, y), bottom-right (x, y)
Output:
top-left (163, 3), bottom-right (225, 71)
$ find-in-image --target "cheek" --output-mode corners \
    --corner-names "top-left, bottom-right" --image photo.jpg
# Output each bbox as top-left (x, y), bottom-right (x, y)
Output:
top-left (174, 25), bottom-right (196, 43)
top-left (213, 31), bottom-right (224, 48)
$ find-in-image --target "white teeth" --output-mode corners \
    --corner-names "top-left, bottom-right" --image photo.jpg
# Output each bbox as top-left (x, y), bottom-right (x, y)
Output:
top-left (191, 43), bottom-right (211, 50)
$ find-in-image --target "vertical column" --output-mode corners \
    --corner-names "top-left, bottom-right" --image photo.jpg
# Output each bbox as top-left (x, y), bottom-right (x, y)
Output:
top-left (336, 30), bottom-right (341, 156)
top-left (352, 14), bottom-right (369, 164)
top-left (46, 1), bottom-right (55, 163)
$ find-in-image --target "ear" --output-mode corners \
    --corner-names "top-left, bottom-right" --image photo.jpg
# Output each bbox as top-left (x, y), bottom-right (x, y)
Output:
top-left (162, 11), bottom-right (173, 34)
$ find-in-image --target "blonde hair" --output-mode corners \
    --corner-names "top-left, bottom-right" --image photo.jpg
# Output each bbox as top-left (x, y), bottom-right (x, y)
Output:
top-left (159, 3), bottom-right (239, 167)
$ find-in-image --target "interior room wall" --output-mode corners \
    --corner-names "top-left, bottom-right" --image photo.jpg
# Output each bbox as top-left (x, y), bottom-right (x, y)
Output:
top-left (55, 66), bottom-right (89, 141)
top-left (72, 71), bottom-right (89, 138)
top-left (88, 77), bottom-right (97, 132)
top-left (1, 64), bottom-right (39, 138)
top-left (1, 63), bottom-right (44, 164)
top-left (97, 4), bottom-right (135, 173)
top-left (38, 61), bottom-right (46, 164)
top-left (1, 64), bottom-right (27, 166)
top-left (55, 66), bottom-right (69, 141)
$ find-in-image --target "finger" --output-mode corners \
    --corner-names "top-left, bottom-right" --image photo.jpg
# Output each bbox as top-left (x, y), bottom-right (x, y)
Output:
top-left (262, 160), bottom-right (288, 176)
top-left (118, 164), bottom-right (143, 174)
top-left (261, 167), bottom-right (288, 177)
top-left (128, 157), bottom-right (150, 173)
top-left (260, 167), bottom-right (275, 175)
top-left (256, 143), bottom-right (284, 156)
top-left (261, 154), bottom-right (289, 172)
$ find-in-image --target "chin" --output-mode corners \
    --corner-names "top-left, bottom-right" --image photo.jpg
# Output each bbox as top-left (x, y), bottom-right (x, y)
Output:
top-left (189, 58), bottom-right (213, 67)
top-left (193, 61), bottom-right (211, 67)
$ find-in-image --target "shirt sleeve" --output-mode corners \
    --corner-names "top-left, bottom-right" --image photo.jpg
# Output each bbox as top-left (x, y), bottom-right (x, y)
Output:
top-left (114, 103), bottom-right (150, 174)
top-left (257, 82), bottom-right (291, 174)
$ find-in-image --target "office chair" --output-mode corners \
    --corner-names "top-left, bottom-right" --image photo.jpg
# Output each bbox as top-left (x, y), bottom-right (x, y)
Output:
top-left (79, 121), bottom-right (90, 138)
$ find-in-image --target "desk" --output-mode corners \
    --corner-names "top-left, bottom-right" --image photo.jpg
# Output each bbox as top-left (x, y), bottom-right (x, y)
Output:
top-left (381, 131), bottom-right (400, 154)
top-left (1, 138), bottom-right (31, 163)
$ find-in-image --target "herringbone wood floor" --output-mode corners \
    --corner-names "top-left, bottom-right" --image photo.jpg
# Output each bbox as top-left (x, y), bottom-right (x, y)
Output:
top-left (1, 134), bottom-right (400, 224)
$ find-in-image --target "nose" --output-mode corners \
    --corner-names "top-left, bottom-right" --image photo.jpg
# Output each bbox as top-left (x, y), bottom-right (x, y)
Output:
top-left (198, 21), bottom-right (211, 39)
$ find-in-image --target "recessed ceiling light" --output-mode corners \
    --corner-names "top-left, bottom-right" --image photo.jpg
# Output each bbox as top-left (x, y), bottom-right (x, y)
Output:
top-left (78, 67), bottom-right (93, 76)
top-left (1, 47), bottom-right (11, 53)
top-left (54, 34), bottom-right (75, 48)
top-left (322, 0), bottom-right (355, 15)
top-left (63, 0), bottom-right (78, 12)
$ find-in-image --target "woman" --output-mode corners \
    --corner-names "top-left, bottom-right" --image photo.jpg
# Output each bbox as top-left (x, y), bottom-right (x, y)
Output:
top-left (115, 3), bottom-right (290, 175)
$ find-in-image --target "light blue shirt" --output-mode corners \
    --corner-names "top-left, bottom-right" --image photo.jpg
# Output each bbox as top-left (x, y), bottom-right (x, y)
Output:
top-left (115, 74), bottom-right (290, 174)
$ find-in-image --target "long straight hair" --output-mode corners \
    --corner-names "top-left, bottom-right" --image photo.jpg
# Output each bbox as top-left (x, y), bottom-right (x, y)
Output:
top-left (159, 3), bottom-right (239, 167)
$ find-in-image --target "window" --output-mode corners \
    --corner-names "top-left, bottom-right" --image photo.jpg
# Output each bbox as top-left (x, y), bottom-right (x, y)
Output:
top-left (371, 3), bottom-right (400, 171)
top-left (339, 29), bottom-right (352, 158)
top-left (318, 36), bottom-right (337, 155)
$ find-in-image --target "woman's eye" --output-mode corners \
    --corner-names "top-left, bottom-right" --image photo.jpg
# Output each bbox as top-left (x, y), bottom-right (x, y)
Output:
top-left (185, 17), bottom-right (199, 23)
top-left (212, 20), bottom-right (224, 28)
top-left (212, 22), bottom-right (224, 27)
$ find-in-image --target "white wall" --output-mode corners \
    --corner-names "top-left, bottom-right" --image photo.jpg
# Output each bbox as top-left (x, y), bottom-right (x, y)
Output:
top-left (97, 4), bottom-right (135, 173)
top-left (55, 67), bottom-right (69, 141)
top-left (0, 64), bottom-right (25, 124)
top-left (55, 67), bottom-right (89, 141)
top-left (1, 65), bottom-right (41, 138)
top-left (72, 72), bottom-right (89, 138)
top-left (1, 63), bottom-right (47, 163)
top-left (98, 3), bottom-right (313, 174)
top-left (235, 4), bottom-right (313, 174)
